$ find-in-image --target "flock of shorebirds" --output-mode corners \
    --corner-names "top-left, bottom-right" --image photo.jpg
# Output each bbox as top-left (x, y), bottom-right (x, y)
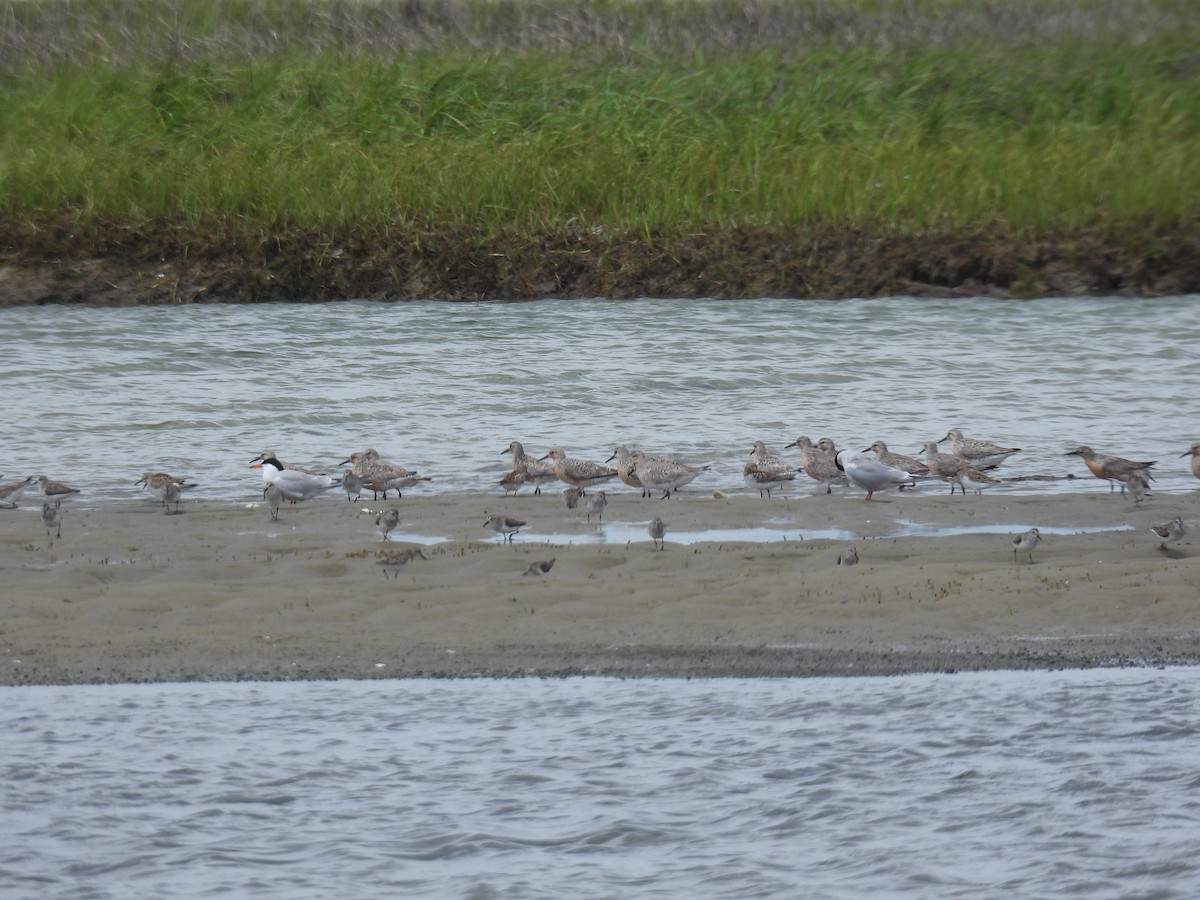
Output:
top-left (2, 432), bottom-right (1195, 567)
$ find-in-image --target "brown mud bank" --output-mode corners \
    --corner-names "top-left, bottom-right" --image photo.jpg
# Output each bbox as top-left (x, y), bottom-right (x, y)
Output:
top-left (2, 216), bottom-right (1198, 305)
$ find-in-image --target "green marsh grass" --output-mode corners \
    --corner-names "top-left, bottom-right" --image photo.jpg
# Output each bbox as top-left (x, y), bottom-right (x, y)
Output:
top-left (1, 0), bottom-right (1198, 238)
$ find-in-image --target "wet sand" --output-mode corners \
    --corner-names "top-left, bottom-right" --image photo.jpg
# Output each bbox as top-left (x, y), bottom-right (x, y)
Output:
top-left (1, 486), bottom-right (1197, 685)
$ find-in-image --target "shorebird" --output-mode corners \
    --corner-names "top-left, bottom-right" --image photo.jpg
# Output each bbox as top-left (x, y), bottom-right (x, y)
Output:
top-left (41, 502), bottom-right (62, 538)
top-left (265, 483), bottom-right (283, 520)
top-left (789, 436), bottom-right (847, 494)
top-left (501, 441), bottom-right (558, 495)
top-left (606, 446), bottom-right (648, 497)
top-left (585, 490), bottom-right (607, 523)
top-left (376, 508), bottom-right (401, 541)
top-left (378, 547), bottom-right (427, 579)
top-left (961, 464), bottom-right (1002, 495)
top-left (135, 472), bottom-right (196, 494)
top-left (0, 475), bottom-right (37, 508)
top-left (744, 441), bottom-right (798, 498)
top-left (1012, 528), bottom-right (1042, 562)
top-left (484, 514), bottom-right (525, 542)
top-left (499, 469), bottom-right (528, 496)
top-left (342, 449), bottom-right (427, 499)
top-left (522, 558), bottom-right (556, 577)
top-left (837, 546), bottom-right (859, 567)
top-left (1124, 471), bottom-right (1152, 505)
top-left (940, 429), bottom-right (1021, 467)
top-left (920, 442), bottom-right (973, 495)
top-left (630, 450), bottom-right (709, 499)
top-left (542, 448), bottom-right (618, 493)
top-left (252, 457), bottom-right (341, 502)
top-left (865, 441), bottom-right (929, 478)
top-left (160, 480), bottom-right (185, 514)
top-left (37, 475), bottom-right (80, 499)
top-left (1181, 443), bottom-right (1200, 483)
top-left (1149, 517), bottom-right (1185, 550)
top-left (1064, 446), bottom-right (1155, 493)
top-left (342, 471), bottom-right (363, 502)
top-left (562, 486), bottom-right (582, 509)
top-left (648, 516), bottom-right (667, 550)
top-left (836, 450), bottom-right (917, 501)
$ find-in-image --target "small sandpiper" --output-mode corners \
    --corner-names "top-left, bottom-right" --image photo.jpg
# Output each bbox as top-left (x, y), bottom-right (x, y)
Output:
top-left (523, 558), bottom-right (556, 577)
top-left (37, 475), bottom-right (81, 500)
top-left (1149, 517), bottom-right (1185, 550)
top-left (648, 516), bottom-right (667, 550)
top-left (1012, 528), bottom-right (1043, 563)
top-left (485, 514), bottom-right (525, 542)
top-left (585, 490), bottom-right (607, 523)
top-left (837, 546), bottom-right (859, 567)
top-left (265, 483), bottom-right (284, 520)
top-left (378, 548), bottom-right (427, 579)
top-left (376, 508), bottom-right (401, 541)
top-left (42, 502), bottom-right (62, 538)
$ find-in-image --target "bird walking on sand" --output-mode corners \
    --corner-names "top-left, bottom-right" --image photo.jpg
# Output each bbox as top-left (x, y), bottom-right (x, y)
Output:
top-left (562, 486), bottom-right (582, 509)
top-left (378, 548), bottom-right (427, 579)
top-left (1149, 517), bottom-right (1185, 550)
top-left (940, 429), bottom-right (1020, 468)
top-left (1124, 471), bottom-right (1152, 505)
top-left (1012, 528), bottom-right (1043, 563)
top-left (37, 475), bottom-right (80, 499)
top-left (265, 483), bottom-right (283, 520)
top-left (342, 470), bottom-right (363, 503)
top-left (523, 558), bottom-right (556, 577)
top-left (607, 447), bottom-right (648, 497)
top-left (376, 508), bottom-right (401, 541)
top-left (485, 514), bottom-right (525, 542)
top-left (42, 502), bottom-right (62, 538)
top-left (585, 490), bottom-right (607, 523)
top-left (837, 546), bottom-right (859, 567)
top-left (1064, 446), bottom-right (1155, 493)
top-left (160, 481), bottom-right (184, 514)
top-left (648, 516), bottom-right (667, 550)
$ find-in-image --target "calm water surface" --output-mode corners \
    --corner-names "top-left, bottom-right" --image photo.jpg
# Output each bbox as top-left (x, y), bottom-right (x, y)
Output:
top-left (2, 296), bottom-right (1197, 503)
top-left (3, 669), bottom-right (1200, 899)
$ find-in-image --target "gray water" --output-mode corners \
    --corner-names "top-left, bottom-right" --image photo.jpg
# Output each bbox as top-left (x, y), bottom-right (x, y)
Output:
top-left (3, 669), bottom-right (1200, 899)
top-left (2, 296), bottom-right (1197, 504)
